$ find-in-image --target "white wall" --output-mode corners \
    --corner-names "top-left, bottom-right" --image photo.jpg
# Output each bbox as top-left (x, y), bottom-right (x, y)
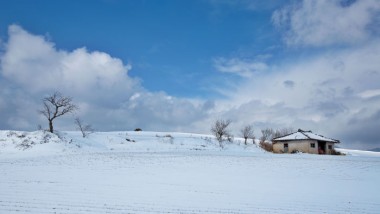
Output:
top-left (273, 140), bottom-right (319, 154)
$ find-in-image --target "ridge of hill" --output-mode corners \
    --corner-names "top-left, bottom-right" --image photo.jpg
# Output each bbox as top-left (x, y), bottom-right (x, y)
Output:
top-left (1, 130), bottom-right (379, 158)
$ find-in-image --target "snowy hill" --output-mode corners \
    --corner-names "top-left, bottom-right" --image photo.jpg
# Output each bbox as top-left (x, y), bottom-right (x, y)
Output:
top-left (1, 130), bottom-right (380, 213)
top-left (1, 130), bottom-right (379, 158)
top-left (0, 130), bottom-right (262, 158)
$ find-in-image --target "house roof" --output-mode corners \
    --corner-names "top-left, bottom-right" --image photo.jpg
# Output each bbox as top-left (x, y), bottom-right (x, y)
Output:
top-left (272, 129), bottom-right (340, 143)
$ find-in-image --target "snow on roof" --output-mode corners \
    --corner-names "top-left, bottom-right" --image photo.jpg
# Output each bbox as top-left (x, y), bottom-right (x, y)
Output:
top-left (272, 129), bottom-right (339, 143)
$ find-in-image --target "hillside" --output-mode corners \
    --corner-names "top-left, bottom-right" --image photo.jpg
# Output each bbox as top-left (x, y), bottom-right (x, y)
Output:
top-left (1, 130), bottom-right (378, 157)
top-left (1, 130), bottom-right (380, 213)
top-left (0, 130), bottom-right (262, 157)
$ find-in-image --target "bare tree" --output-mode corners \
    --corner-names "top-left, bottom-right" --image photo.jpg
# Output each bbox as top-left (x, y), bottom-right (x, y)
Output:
top-left (273, 127), bottom-right (295, 139)
top-left (74, 117), bottom-right (94, 138)
top-left (260, 128), bottom-right (274, 143)
top-left (211, 119), bottom-right (232, 148)
top-left (273, 129), bottom-right (282, 139)
top-left (39, 92), bottom-right (78, 133)
top-left (240, 125), bottom-right (255, 145)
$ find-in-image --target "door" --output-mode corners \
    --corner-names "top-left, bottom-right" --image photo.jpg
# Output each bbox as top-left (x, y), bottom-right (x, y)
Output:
top-left (317, 141), bottom-right (326, 154)
top-left (284, 143), bottom-right (289, 153)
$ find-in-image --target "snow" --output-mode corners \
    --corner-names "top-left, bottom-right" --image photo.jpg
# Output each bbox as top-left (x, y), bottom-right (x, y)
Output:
top-left (273, 130), bottom-right (339, 143)
top-left (336, 148), bottom-right (380, 157)
top-left (1, 130), bottom-right (380, 213)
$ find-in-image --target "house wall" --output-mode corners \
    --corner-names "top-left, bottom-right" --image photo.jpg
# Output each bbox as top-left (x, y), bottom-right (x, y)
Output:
top-left (325, 142), bottom-right (335, 154)
top-left (273, 140), bottom-right (319, 154)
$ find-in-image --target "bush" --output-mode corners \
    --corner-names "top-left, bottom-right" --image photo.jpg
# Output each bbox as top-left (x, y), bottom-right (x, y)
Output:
top-left (135, 128), bottom-right (142, 131)
top-left (259, 141), bottom-right (273, 152)
top-left (156, 134), bottom-right (174, 144)
top-left (226, 134), bottom-right (234, 143)
top-left (16, 139), bottom-right (35, 150)
top-left (331, 149), bottom-right (345, 156)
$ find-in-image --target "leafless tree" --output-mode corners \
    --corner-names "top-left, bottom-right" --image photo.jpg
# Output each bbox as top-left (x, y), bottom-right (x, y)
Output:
top-left (273, 127), bottom-right (295, 139)
top-left (211, 119), bottom-right (232, 148)
top-left (39, 92), bottom-right (78, 133)
top-left (240, 125), bottom-right (255, 145)
top-left (260, 128), bottom-right (274, 143)
top-left (74, 117), bottom-right (94, 138)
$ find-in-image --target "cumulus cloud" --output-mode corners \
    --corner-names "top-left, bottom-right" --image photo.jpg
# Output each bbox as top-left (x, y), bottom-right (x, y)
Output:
top-left (214, 41), bottom-right (380, 149)
top-left (207, 0), bottom-right (380, 149)
top-left (272, 0), bottom-right (380, 46)
top-left (0, 25), bottom-right (210, 132)
top-left (1, 25), bottom-right (140, 106)
top-left (1, 17), bottom-right (380, 149)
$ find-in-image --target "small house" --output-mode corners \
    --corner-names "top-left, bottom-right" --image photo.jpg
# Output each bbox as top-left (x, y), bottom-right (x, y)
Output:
top-left (272, 129), bottom-right (340, 154)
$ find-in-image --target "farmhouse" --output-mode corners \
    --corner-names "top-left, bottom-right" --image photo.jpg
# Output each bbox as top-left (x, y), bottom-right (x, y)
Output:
top-left (272, 129), bottom-right (340, 154)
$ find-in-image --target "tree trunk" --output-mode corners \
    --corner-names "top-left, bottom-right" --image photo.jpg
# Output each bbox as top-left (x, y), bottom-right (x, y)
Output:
top-left (244, 138), bottom-right (247, 145)
top-left (49, 120), bottom-right (54, 133)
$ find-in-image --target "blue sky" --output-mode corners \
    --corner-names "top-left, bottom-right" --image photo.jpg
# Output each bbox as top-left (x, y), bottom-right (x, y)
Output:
top-left (0, 0), bottom-right (284, 98)
top-left (1, 0), bottom-right (380, 149)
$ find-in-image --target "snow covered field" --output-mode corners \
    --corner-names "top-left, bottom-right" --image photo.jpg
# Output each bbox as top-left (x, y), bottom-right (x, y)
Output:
top-left (1, 131), bottom-right (380, 213)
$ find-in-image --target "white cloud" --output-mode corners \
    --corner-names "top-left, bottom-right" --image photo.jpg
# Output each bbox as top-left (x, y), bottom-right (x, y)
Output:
top-left (206, 0), bottom-right (380, 146)
top-left (272, 0), bottom-right (380, 46)
top-left (213, 41), bottom-right (380, 149)
top-left (358, 89), bottom-right (380, 99)
top-left (0, 25), bottom-right (210, 132)
top-left (1, 25), bottom-right (139, 106)
top-left (213, 57), bottom-right (268, 77)
top-left (1, 22), bottom-right (380, 149)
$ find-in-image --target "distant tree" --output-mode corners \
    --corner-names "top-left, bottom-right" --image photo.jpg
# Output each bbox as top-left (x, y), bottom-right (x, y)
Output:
top-left (260, 128), bottom-right (274, 143)
top-left (39, 92), bottom-right (78, 133)
top-left (211, 119), bottom-right (232, 148)
top-left (74, 117), bottom-right (94, 138)
top-left (273, 127), bottom-right (295, 139)
top-left (240, 125), bottom-right (255, 145)
top-left (134, 128), bottom-right (142, 131)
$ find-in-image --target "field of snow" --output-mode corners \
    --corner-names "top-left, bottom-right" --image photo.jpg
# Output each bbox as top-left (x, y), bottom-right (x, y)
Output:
top-left (1, 130), bottom-right (380, 213)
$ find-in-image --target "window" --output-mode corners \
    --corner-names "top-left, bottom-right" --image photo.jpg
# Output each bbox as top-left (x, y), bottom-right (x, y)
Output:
top-left (328, 145), bottom-right (332, 150)
top-left (311, 143), bottom-right (315, 148)
top-left (284, 143), bottom-right (288, 148)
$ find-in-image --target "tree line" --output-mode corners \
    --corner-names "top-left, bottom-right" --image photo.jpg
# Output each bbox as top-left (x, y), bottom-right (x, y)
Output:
top-left (210, 119), bottom-right (294, 149)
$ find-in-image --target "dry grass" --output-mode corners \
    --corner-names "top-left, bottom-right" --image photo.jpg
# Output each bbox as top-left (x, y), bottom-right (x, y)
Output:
top-left (259, 141), bottom-right (273, 152)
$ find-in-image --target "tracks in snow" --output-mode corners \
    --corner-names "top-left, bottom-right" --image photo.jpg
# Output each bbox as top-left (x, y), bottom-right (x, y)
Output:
top-left (1, 152), bottom-right (380, 213)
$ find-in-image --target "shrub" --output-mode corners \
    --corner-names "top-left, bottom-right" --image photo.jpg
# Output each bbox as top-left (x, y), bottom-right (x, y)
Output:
top-left (291, 149), bottom-right (300, 154)
top-left (226, 134), bottom-right (234, 143)
top-left (126, 138), bottom-right (136, 142)
top-left (156, 134), bottom-right (174, 144)
top-left (259, 141), bottom-right (273, 152)
top-left (135, 128), bottom-right (142, 131)
top-left (16, 139), bottom-right (35, 150)
top-left (331, 149), bottom-right (345, 156)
